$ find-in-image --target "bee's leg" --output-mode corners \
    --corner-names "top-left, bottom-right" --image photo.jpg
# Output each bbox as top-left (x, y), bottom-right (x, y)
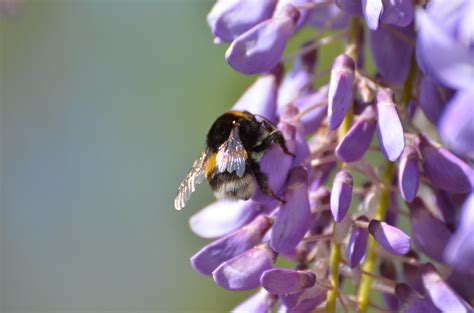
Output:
top-left (250, 159), bottom-right (286, 203)
top-left (254, 129), bottom-right (295, 158)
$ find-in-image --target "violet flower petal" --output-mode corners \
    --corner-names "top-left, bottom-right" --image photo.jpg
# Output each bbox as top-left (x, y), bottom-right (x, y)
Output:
top-left (260, 268), bottom-right (316, 295)
top-left (395, 283), bottom-right (441, 313)
top-left (368, 219), bottom-right (411, 256)
top-left (369, 23), bottom-right (415, 84)
top-left (279, 283), bottom-right (327, 310)
top-left (189, 199), bottom-right (260, 238)
top-left (417, 136), bottom-right (473, 193)
top-left (381, 0), bottom-right (414, 27)
top-left (402, 250), bottom-right (424, 294)
top-left (191, 215), bottom-right (273, 275)
top-left (439, 89), bottom-right (474, 159)
top-left (418, 75), bottom-right (453, 125)
top-left (308, 3), bottom-right (349, 30)
top-left (328, 54), bottom-right (355, 130)
top-left (330, 169), bottom-right (353, 222)
top-left (207, 0), bottom-right (277, 42)
top-left (293, 85), bottom-right (328, 135)
top-left (336, 105), bottom-right (376, 163)
top-left (362, 0), bottom-right (383, 30)
top-left (376, 88), bottom-right (405, 161)
top-left (271, 167), bottom-right (311, 254)
top-left (232, 289), bottom-right (278, 313)
top-left (398, 144), bottom-right (419, 203)
top-left (226, 5), bottom-right (299, 75)
top-left (421, 263), bottom-right (473, 313)
top-left (346, 216), bottom-right (369, 268)
top-left (212, 244), bottom-right (277, 291)
top-left (335, 0), bottom-right (363, 16)
top-left (408, 198), bottom-right (452, 262)
top-left (447, 270), bottom-right (474, 304)
top-left (273, 0), bottom-right (314, 31)
top-left (380, 260), bottom-right (400, 311)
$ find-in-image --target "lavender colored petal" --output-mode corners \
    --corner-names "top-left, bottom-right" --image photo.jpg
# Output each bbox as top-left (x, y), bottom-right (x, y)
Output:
top-left (402, 250), bottom-right (424, 294)
top-left (280, 283), bottom-right (328, 310)
top-left (421, 263), bottom-right (473, 313)
top-left (418, 75), bottom-right (453, 125)
top-left (416, 7), bottom-right (474, 90)
top-left (293, 86), bottom-right (328, 135)
top-left (418, 136), bottom-right (473, 193)
top-left (212, 244), bottom-right (277, 291)
top-left (226, 5), bottom-right (299, 75)
top-left (362, 0), bottom-right (383, 30)
top-left (207, 0), bottom-right (277, 42)
top-left (368, 219), bottom-right (411, 256)
top-left (191, 215), bottom-right (273, 275)
top-left (398, 144), bottom-right (419, 202)
top-left (330, 169), bottom-right (353, 222)
top-left (376, 89), bottom-right (405, 161)
top-left (260, 268), bottom-right (316, 295)
top-left (189, 199), bottom-right (260, 238)
top-left (335, 0), bottom-right (363, 16)
top-left (380, 260), bottom-right (400, 311)
top-left (408, 198), bottom-right (452, 262)
top-left (271, 167), bottom-right (311, 254)
top-left (273, 0), bottom-right (314, 31)
top-left (369, 23), bottom-right (415, 84)
top-left (336, 105), bottom-right (376, 163)
top-left (232, 289), bottom-right (278, 313)
top-left (396, 283), bottom-right (441, 313)
top-left (233, 65), bottom-right (282, 124)
top-left (448, 270), bottom-right (474, 304)
top-left (328, 54), bottom-right (355, 130)
top-left (381, 0), bottom-right (414, 27)
top-left (308, 3), bottom-right (349, 30)
top-left (440, 89), bottom-right (474, 159)
top-left (346, 217), bottom-right (369, 268)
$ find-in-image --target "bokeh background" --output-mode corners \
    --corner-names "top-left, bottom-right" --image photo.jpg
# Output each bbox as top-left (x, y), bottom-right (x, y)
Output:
top-left (0, 1), bottom-right (341, 312)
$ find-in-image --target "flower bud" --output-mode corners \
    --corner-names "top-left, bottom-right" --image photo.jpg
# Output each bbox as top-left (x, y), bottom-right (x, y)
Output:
top-left (271, 167), bottom-right (311, 254)
top-left (191, 215), bottom-right (273, 275)
top-left (328, 54), bottom-right (355, 130)
top-left (232, 289), bottom-right (278, 313)
top-left (376, 88), bottom-right (405, 161)
top-left (260, 268), bottom-right (316, 295)
top-left (330, 169), bottom-right (353, 222)
top-left (368, 219), bottom-right (411, 256)
top-left (279, 283), bottom-right (328, 311)
top-left (212, 244), bottom-right (277, 291)
top-left (398, 144), bottom-right (419, 203)
top-left (380, 0), bottom-right (414, 27)
top-left (347, 216), bottom-right (369, 268)
top-left (226, 5), bottom-right (299, 75)
top-left (207, 0), bottom-right (277, 42)
top-left (416, 135), bottom-right (472, 193)
top-left (336, 105), bottom-right (376, 162)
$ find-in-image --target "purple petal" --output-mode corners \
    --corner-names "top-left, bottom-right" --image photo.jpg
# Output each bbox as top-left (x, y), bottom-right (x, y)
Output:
top-left (191, 215), bottom-right (273, 275)
top-left (207, 0), bottom-right (277, 42)
top-left (330, 169), bottom-right (353, 222)
top-left (416, 6), bottom-right (474, 90)
top-left (402, 250), bottom-right (424, 294)
top-left (368, 219), bottom-right (411, 256)
top-left (418, 75), bottom-right (453, 125)
top-left (440, 89), bottom-right (474, 159)
top-left (362, 0), bottom-right (383, 30)
top-left (233, 65), bottom-right (282, 124)
top-left (328, 54), bottom-right (355, 130)
top-left (232, 289), bottom-right (278, 313)
top-left (336, 105), bottom-right (376, 163)
top-left (376, 88), bottom-right (405, 161)
top-left (421, 263), bottom-right (473, 312)
top-left (189, 199), bottom-right (261, 238)
top-left (407, 198), bottom-right (452, 262)
top-left (398, 144), bottom-right (419, 202)
top-left (273, 0), bottom-right (315, 31)
top-left (277, 42), bottom-right (317, 113)
top-left (346, 216), bottom-right (369, 268)
top-left (271, 167), bottom-right (311, 254)
top-left (447, 270), bottom-right (474, 304)
top-left (380, 260), bottom-right (400, 311)
top-left (279, 283), bottom-right (328, 310)
top-left (279, 106), bottom-right (311, 166)
top-left (395, 283), bottom-right (441, 313)
top-left (369, 23), bottom-right (415, 84)
top-left (260, 268), bottom-right (316, 295)
top-left (293, 85), bottom-right (328, 135)
top-left (417, 136), bottom-right (473, 193)
top-left (226, 5), bottom-right (299, 75)
top-left (308, 3), bottom-right (349, 30)
top-left (335, 0), bottom-right (363, 16)
top-left (381, 0), bottom-right (414, 27)
top-left (212, 244), bottom-right (277, 291)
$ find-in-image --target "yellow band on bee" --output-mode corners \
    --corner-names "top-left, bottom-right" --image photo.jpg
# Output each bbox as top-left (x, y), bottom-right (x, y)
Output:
top-left (205, 152), bottom-right (217, 178)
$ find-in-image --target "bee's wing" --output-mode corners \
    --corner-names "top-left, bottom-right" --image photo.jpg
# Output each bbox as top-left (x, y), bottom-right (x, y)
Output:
top-left (216, 126), bottom-right (247, 178)
top-left (174, 151), bottom-right (208, 210)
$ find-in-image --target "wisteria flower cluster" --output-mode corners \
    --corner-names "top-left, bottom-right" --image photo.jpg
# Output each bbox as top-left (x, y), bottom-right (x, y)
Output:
top-left (187, 0), bottom-right (474, 312)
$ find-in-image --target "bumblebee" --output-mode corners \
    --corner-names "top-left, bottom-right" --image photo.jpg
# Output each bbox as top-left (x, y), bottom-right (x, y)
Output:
top-left (174, 111), bottom-right (294, 210)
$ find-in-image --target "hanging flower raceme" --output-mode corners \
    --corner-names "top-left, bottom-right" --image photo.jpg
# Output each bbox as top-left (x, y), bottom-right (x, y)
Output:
top-left (180, 1), bottom-right (474, 311)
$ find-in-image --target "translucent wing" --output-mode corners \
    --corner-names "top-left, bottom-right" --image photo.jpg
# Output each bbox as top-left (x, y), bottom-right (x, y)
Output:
top-left (216, 126), bottom-right (247, 178)
top-left (174, 151), bottom-right (208, 210)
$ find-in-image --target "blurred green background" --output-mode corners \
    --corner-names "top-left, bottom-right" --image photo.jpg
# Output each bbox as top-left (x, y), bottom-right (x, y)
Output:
top-left (0, 1), bottom-right (343, 312)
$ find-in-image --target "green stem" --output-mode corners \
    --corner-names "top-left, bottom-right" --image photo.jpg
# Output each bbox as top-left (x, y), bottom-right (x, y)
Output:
top-left (326, 242), bottom-right (341, 312)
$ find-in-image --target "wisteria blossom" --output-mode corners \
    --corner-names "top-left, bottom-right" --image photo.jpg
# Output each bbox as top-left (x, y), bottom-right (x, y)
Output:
top-left (180, 0), bottom-right (474, 312)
